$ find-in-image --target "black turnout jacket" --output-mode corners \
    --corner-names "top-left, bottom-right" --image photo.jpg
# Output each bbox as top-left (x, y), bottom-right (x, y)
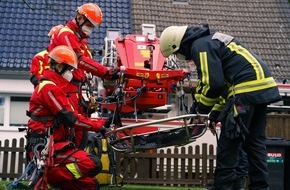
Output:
top-left (178, 25), bottom-right (281, 114)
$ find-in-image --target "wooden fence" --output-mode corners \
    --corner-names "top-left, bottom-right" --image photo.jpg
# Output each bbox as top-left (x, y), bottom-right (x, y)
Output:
top-left (0, 137), bottom-right (215, 187)
top-left (115, 144), bottom-right (215, 187)
top-left (0, 138), bottom-right (26, 181)
top-left (266, 114), bottom-right (290, 140)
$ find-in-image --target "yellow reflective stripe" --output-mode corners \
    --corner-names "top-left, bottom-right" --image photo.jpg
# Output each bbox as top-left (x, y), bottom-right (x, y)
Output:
top-left (38, 60), bottom-right (44, 75)
top-left (37, 81), bottom-right (56, 93)
top-left (36, 50), bottom-right (48, 57)
top-left (195, 94), bottom-right (201, 102)
top-left (84, 44), bottom-right (92, 58)
top-left (227, 42), bottom-right (265, 80)
top-left (36, 50), bottom-right (48, 75)
top-left (200, 52), bottom-right (210, 95)
top-left (228, 77), bottom-right (277, 97)
top-left (212, 103), bottom-right (224, 112)
top-left (58, 26), bottom-right (74, 37)
top-left (212, 96), bottom-right (226, 111)
top-left (66, 163), bottom-right (82, 179)
top-left (70, 104), bottom-right (74, 111)
top-left (200, 94), bottom-right (218, 107)
top-left (195, 80), bottom-right (202, 93)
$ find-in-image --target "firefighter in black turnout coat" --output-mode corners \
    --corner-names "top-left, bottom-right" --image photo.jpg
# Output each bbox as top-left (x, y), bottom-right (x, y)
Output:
top-left (159, 24), bottom-right (281, 190)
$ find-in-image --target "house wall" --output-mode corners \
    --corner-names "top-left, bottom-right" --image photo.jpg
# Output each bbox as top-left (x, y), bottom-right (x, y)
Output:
top-left (0, 79), bottom-right (32, 143)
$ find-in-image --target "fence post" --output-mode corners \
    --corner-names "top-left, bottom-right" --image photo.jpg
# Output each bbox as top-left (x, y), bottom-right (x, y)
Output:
top-left (195, 145), bottom-right (200, 180)
top-left (2, 139), bottom-right (10, 180)
top-left (18, 138), bottom-right (26, 174)
top-left (201, 143), bottom-right (208, 187)
top-left (151, 149), bottom-right (157, 179)
top-left (173, 147), bottom-right (178, 180)
top-left (187, 146), bottom-right (193, 180)
top-left (208, 144), bottom-right (215, 180)
top-left (166, 148), bottom-right (172, 184)
top-left (180, 147), bottom-right (186, 180)
top-left (159, 149), bottom-right (164, 180)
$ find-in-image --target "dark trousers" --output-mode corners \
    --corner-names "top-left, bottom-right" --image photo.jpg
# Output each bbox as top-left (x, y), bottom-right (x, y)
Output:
top-left (214, 95), bottom-right (269, 190)
top-left (236, 148), bottom-right (248, 179)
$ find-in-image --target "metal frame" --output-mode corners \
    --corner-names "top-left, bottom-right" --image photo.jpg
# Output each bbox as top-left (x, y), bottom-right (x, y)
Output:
top-left (107, 114), bottom-right (208, 153)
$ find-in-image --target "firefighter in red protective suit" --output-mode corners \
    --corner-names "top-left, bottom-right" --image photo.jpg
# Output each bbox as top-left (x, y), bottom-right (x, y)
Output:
top-left (47, 3), bottom-right (119, 149)
top-left (30, 25), bottom-right (64, 87)
top-left (27, 45), bottom-right (110, 190)
top-left (160, 25), bottom-right (281, 190)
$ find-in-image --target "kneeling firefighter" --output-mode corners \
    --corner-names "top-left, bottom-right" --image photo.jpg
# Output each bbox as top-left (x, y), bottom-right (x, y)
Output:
top-left (27, 45), bottom-right (111, 190)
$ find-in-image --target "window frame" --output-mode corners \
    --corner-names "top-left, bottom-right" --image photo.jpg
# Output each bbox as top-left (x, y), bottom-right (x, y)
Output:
top-left (0, 94), bottom-right (31, 130)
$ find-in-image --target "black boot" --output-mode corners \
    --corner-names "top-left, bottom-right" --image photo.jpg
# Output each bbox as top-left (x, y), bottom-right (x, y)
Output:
top-left (214, 183), bottom-right (235, 190)
top-left (95, 179), bottom-right (101, 190)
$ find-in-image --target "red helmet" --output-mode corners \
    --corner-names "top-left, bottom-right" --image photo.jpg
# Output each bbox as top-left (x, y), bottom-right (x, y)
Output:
top-left (77, 3), bottom-right (102, 27)
top-left (48, 46), bottom-right (78, 68)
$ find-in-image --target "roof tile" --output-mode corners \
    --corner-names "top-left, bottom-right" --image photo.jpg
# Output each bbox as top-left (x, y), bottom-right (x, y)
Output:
top-left (0, 0), bottom-right (131, 76)
top-left (131, 0), bottom-right (290, 83)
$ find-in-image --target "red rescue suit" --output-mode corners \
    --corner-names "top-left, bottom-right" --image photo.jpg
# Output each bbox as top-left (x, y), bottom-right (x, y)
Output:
top-left (47, 21), bottom-right (109, 148)
top-left (27, 70), bottom-right (105, 190)
top-left (29, 50), bottom-right (49, 87)
top-left (47, 20), bottom-right (107, 114)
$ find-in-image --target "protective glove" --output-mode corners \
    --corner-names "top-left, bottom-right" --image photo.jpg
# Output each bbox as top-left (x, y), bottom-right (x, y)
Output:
top-left (104, 115), bottom-right (114, 128)
top-left (100, 126), bottom-right (111, 138)
top-left (235, 105), bottom-right (249, 142)
top-left (208, 110), bottom-right (220, 136)
top-left (225, 111), bottom-right (241, 140)
top-left (104, 67), bottom-right (120, 80)
top-left (224, 99), bottom-right (249, 142)
top-left (189, 101), bottom-right (198, 114)
top-left (208, 120), bottom-right (217, 136)
top-left (30, 74), bottom-right (39, 87)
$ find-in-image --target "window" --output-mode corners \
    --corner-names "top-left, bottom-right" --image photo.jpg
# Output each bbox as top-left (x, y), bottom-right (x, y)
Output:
top-left (0, 95), bottom-right (30, 128)
top-left (10, 96), bottom-right (30, 127)
top-left (0, 96), bottom-right (4, 126)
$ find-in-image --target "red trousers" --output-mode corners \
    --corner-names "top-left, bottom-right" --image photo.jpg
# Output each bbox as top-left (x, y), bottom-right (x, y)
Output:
top-left (47, 148), bottom-right (102, 190)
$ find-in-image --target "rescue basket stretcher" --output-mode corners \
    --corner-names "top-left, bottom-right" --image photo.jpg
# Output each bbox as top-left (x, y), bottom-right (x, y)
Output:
top-left (106, 114), bottom-right (208, 153)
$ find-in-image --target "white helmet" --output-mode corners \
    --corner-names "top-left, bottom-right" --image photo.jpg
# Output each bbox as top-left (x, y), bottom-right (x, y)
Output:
top-left (159, 26), bottom-right (188, 57)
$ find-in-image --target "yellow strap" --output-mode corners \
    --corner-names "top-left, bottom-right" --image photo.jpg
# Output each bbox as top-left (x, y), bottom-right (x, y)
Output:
top-left (37, 81), bottom-right (56, 93)
top-left (65, 163), bottom-right (82, 179)
top-left (228, 77), bottom-right (277, 98)
top-left (233, 104), bottom-right (238, 117)
top-left (102, 139), bottom-right (108, 152)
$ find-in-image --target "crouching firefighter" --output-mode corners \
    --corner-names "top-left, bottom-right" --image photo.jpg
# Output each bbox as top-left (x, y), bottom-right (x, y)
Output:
top-left (26, 45), bottom-right (111, 190)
